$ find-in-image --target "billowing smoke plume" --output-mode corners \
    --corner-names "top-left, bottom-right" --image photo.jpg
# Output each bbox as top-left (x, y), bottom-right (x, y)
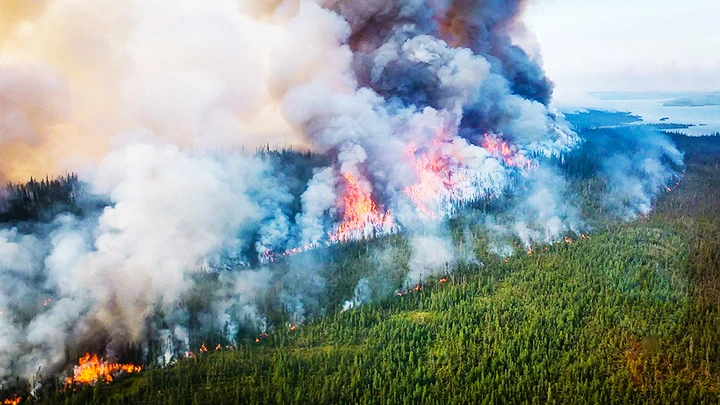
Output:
top-left (0, 0), bottom-right (681, 384)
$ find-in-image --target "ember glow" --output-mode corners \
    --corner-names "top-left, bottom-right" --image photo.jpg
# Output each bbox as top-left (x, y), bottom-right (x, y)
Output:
top-left (330, 173), bottom-right (398, 242)
top-left (260, 241), bottom-right (327, 263)
top-left (667, 181), bottom-right (682, 193)
top-left (3, 398), bottom-right (21, 405)
top-left (64, 354), bottom-right (142, 386)
top-left (254, 332), bottom-right (270, 344)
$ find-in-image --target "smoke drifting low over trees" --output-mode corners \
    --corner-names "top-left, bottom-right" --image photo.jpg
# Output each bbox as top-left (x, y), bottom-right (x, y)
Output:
top-left (0, 0), bottom-right (684, 391)
top-left (3, 131), bottom-right (716, 405)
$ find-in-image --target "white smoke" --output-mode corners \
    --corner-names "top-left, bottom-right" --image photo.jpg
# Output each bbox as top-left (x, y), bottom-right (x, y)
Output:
top-left (0, 141), bottom-right (293, 379)
top-left (406, 234), bottom-right (456, 286)
top-left (0, 0), bottom-right (681, 386)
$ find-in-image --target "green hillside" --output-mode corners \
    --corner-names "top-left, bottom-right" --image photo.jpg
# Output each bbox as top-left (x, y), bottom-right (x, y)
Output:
top-left (15, 133), bottom-right (720, 405)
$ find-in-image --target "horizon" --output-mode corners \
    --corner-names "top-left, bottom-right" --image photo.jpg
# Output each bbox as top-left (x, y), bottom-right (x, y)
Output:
top-left (525, 0), bottom-right (720, 104)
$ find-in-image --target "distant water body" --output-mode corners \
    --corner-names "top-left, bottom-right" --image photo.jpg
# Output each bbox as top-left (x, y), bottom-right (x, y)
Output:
top-left (566, 92), bottom-right (720, 136)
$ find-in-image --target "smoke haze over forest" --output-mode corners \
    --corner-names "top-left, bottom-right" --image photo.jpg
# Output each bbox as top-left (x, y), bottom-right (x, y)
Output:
top-left (0, 0), bottom-right (685, 389)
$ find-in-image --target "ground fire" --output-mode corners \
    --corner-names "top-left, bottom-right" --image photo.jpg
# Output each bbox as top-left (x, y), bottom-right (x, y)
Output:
top-left (64, 354), bottom-right (142, 386)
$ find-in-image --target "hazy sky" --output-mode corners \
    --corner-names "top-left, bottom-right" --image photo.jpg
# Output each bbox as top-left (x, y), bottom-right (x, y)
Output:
top-left (525, 0), bottom-right (720, 101)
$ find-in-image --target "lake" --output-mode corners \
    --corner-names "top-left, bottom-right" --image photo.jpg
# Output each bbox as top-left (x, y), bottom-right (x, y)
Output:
top-left (563, 93), bottom-right (720, 136)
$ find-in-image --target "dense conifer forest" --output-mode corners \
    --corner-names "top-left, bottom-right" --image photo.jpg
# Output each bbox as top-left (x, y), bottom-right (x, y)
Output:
top-left (0, 174), bottom-right (80, 222)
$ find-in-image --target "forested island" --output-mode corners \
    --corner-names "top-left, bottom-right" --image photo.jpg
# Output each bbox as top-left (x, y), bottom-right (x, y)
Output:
top-left (664, 93), bottom-right (720, 107)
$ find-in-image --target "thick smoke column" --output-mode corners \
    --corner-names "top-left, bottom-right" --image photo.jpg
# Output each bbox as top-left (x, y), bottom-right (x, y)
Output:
top-left (272, 0), bottom-right (578, 280)
top-left (0, 0), bottom-right (682, 385)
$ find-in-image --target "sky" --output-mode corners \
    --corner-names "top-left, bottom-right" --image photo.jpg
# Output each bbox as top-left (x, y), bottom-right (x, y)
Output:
top-left (525, 0), bottom-right (720, 102)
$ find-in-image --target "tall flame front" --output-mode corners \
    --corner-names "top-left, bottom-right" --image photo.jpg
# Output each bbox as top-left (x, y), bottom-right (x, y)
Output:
top-left (403, 142), bottom-right (468, 220)
top-left (482, 133), bottom-right (531, 169)
top-left (330, 173), bottom-right (397, 242)
top-left (263, 132), bottom-right (530, 261)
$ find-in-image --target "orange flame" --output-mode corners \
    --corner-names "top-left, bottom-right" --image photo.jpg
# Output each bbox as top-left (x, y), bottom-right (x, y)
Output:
top-left (402, 138), bottom-right (479, 220)
top-left (64, 353), bottom-right (141, 386)
top-left (330, 173), bottom-right (397, 242)
top-left (264, 133), bottom-right (536, 261)
top-left (482, 134), bottom-right (530, 168)
top-left (404, 145), bottom-right (457, 219)
top-left (254, 332), bottom-right (270, 344)
top-left (564, 237), bottom-right (573, 244)
top-left (261, 173), bottom-right (397, 262)
top-left (3, 397), bottom-right (21, 405)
